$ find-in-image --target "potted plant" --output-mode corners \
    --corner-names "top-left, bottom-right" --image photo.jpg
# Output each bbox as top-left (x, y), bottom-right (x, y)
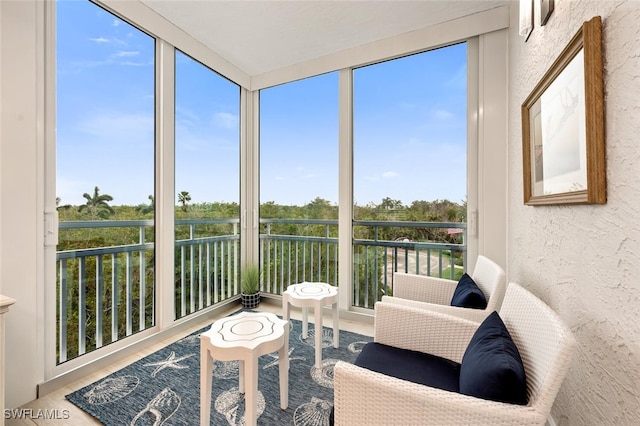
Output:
top-left (241, 264), bottom-right (261, 309)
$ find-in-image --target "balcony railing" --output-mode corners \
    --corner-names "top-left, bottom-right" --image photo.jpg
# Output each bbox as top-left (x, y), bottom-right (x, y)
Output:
top-left (174, 219), bottom-right (240, 319)
top-left (57, 220), bottom-right (155, 363)
top-left (56, 218), bottom-right (465, 364)
top-left (260, 219), bottom-right (339, 294)
top-left (353, 220), bottom-right (466, 308)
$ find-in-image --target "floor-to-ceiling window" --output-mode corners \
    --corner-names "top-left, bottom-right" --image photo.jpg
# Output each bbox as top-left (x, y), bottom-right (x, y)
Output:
top-left (352, 43), bottom-right (468, 308)
top-left (38, 0), bottom-right (502, 400)
top-left (56, 1), bottom-right (156, 363)
top-left (174, 51), bottom-right (241, 319)
top-left (259, 73), bottom-right (339, 294)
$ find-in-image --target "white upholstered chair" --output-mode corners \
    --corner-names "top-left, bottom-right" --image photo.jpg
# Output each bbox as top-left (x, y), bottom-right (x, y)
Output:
top-left (382, 254), bottom-right (506, 322)
top-left (333, 282), bottom-right (577, 425)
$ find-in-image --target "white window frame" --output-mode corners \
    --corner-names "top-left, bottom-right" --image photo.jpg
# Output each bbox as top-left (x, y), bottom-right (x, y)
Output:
top-left (41, 0), bottom-right (507, 389)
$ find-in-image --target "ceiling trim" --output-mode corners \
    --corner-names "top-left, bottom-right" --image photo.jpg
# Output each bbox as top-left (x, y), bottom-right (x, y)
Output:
top-left (250, 5), bottom-right (510, 91)
top-left (92, 1), bottom-right (509, 92)
top-left (94, 0), bottom-right (251, 88)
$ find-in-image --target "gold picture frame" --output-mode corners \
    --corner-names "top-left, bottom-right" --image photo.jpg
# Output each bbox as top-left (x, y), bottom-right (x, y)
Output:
top-left (522, 16), bottom-right (605, 205)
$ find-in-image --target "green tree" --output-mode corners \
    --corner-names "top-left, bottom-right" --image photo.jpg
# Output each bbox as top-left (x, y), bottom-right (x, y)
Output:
top-left (78, 186), bottom-right (115, 218)
top-left (178, 191), bottom-right (191, 212)
top-left (305, 197), bottom-right (337, 219)
top-left (137, 194), bottom-right (155, 215)
top-left (260, 201), bottom-right (281, 219)
top-left (56, 196), bottom-right (72, 211)
top-left (379, 197), bottom-right (404, 210)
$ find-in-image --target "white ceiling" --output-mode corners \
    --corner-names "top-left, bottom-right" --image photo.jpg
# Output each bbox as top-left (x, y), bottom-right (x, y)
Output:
top-left (140, 0), bottom-right (509, 76)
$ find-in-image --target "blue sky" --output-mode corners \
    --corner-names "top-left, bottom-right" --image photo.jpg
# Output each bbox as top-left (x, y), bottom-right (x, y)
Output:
top-left (175, 51), bottom-right (241, 205)
top-left (57, 0), bottom-right (156, 206)
top-left (353, 47), bottom-right (467, 206)
top-left (57, 0), bottom-right (466, 208)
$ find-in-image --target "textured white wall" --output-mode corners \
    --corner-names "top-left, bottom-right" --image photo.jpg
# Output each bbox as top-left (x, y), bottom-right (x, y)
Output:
top-left (508, 0), bottom-right (640, 424)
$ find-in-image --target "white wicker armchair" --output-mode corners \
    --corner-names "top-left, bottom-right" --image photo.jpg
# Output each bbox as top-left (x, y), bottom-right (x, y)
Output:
top-left (333, 282), bottom-right (577, 425)
top-left (382, 254), bottom-right (506, 322)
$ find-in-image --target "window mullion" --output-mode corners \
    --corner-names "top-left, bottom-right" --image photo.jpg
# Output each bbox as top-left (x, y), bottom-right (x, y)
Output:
top-left (338, 69), bottom-right (354, 311)
top-left (240, 88), bottom-right (260, 267)
top-left (156, 39), bottom-right (176, 329)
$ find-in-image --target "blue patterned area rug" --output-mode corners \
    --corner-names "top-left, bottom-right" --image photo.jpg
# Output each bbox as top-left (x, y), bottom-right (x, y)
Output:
top-left (66, 311), bottom-right (372, 425)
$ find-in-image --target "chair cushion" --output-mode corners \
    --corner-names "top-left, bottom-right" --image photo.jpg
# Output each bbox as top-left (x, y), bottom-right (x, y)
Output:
top-left (459, 311), bottom-right (528, 405)
top-left (355, 342), bottom-right (461, 393)
top-left (450, 273), bottom-right (487, 309)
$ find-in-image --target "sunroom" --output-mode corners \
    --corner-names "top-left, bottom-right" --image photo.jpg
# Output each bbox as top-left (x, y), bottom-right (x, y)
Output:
top-left (2, 0), bottom-right (639, 425)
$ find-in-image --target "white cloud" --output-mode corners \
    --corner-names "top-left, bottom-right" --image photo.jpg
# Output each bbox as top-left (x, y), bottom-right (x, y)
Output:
top-left (175, 126), bottom-right (208, 152)
top-left (89, 37), bottom-right (109, 43)
top-left (433, 109), bottom-right (455, 120)
top-left (213, 112), bottom-right (239, 129)
top-left (112, 19), bottom-right (120, 27)
top-left (75, 111), bottom-right (154, 143)
top-left (398, 101), bottom-right (417, 110)
top-left (304, 174), bottom-right (317, 179)
top-left (175, 106), bottom-right (200, 127)
top-left (447, 64), bottom-right (467, 89)
top-left (56, 177), bottom-right (92, 206)
top-left (275, 176), bottom-right (285, 181)
top-left (382, 171), bottom-right (398, 178)
top-left (114, 51), bottom-right (139, 57)
top-left (119, 61), bottom-right (153, 67)
top-left (406, 137), bottom-right (425, 148)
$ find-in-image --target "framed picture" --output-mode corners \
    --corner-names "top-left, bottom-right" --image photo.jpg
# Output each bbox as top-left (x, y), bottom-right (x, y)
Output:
top-left (540, 0), bottom-right (554, 26)
top-left (521, 16), bottom-right (605, 205)
top-left (519, 0), bottom-right (533, 41)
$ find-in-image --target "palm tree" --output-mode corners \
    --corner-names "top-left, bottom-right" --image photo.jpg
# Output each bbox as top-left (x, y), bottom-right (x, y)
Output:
top-left (55, 196), bottom-right (72, 211)
top-left (178, 191), bottom-right (191, 212)
top-left (137, 194), bottom-right (155, 215)
top-left (78, 186), bottom-right (115, 218)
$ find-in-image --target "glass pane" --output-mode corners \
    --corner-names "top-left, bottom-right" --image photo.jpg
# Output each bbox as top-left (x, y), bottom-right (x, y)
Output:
top-left (56, 0), bottom-right (155, 363)
top-left (175, 51), bottom-right (240, 319)
top-left (259, 72), bottom-right (339, 293)
top-left (353, 44), bottom-right (467, 307)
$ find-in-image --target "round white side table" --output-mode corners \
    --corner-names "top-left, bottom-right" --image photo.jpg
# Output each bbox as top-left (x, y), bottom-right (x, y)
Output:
top-left (200, 311), bottom-right (289, 426)
top-left (282, 282), bottom-right (338, 368)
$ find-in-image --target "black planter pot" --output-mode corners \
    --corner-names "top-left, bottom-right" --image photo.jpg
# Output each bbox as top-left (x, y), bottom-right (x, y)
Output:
top-left (241, 292), bottom-right (260, 309)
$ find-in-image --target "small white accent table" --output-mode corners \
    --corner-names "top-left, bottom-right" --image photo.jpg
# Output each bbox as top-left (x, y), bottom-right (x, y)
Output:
top-left (282, 282), bottom-right (339, 368)
top-left (200, 311), bottom-right (289, 426)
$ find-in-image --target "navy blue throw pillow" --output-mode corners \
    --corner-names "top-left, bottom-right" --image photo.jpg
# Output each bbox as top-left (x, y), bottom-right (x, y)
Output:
top-left (450, 273), bottom-right (487, 309)
top-left (459, 311), bottom-right (528, 405)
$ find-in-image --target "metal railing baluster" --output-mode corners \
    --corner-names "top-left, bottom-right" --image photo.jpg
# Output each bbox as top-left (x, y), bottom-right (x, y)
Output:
top-left (287, 240), bottom-right (292, 290)
top-left (198, 243), bottom-right (203, 310)
top-left (78, 257), bottom-right (86, 356)
top-left (180, 246), bottom-right (186, 318)
top-left (189, 228), bottom-right (195, 314)
top-left (139, 226), bottom-right (146, 331)
top-left (59, 260), bottom-right (68, 363)
top-left (213, 242), bottom-right (219, 303)
top-left (126, 251), bottom-right (133, 336)
top-left (96, 254), bottom-right (103, 348)
top-left (112, 254), bottom-right (119, 342)
top-left (206, 243), bottom-right (211, 307)
top-left (139, 250), bottom-right (145, 331)
top-left (280, 239), bottom-right (285, 293)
